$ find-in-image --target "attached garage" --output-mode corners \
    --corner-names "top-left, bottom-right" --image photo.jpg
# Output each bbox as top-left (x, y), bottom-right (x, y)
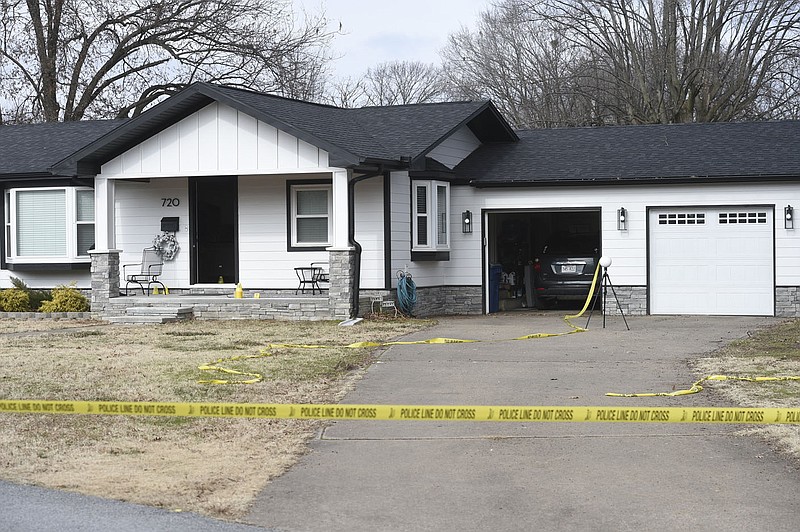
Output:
top-left (649, 206), bottom-right (774, 315)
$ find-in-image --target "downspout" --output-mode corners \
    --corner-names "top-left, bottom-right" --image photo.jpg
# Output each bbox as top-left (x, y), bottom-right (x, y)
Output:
top-left (347, 169), bottom-right (386, 318)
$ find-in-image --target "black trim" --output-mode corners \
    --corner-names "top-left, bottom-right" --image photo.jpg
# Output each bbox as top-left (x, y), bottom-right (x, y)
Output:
top-left (411, 251), bottom-right (450, 261)
top-left (286, 178), bottom-right (333, 253)
top-left (6, 262), bottom-right (91, 271)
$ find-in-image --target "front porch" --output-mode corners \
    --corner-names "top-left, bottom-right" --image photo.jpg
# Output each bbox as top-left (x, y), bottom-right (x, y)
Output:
top-left (104, 292), bottom-right (330, 323)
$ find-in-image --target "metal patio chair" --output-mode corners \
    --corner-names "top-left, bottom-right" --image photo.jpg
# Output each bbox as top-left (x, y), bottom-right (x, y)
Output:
top-left (123, 248), bottom-right (165, 296)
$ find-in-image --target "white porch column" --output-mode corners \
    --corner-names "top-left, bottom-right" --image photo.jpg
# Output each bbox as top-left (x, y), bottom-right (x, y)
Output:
top-left (94, 176), bottom-right (116, 251)
top-left (330, 168), bottom-right (353, 250)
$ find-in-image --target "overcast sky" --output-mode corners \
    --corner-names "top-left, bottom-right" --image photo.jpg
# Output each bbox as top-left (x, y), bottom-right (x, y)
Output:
top-left (295, 0), bottom-right (492, 80)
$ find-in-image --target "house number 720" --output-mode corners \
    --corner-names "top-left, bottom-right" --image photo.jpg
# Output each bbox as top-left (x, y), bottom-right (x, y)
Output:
top-left (161, 198), bottom-right (180, 207)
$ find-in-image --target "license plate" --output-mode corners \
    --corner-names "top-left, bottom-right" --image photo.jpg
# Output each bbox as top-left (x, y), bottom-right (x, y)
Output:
top-left (561, 264), bottom-right (577, 274)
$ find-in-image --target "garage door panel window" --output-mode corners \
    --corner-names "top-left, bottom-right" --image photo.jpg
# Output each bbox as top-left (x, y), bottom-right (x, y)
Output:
top-left (719, 212), bottom-right (767, 224)
top-left (413, 180), bottom-right (449, 251)
top-left (658, 212), bottom-right (705, 225)
top-left (4, 187), bottom-right (94, 263)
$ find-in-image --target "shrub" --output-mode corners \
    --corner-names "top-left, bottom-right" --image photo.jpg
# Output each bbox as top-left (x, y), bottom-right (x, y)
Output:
top-left (9, 277), bottom-right (51, 311)
top-left (39, 285), bottom-right (90, 313)
top-left (0, 288), bottom-right (31, 312)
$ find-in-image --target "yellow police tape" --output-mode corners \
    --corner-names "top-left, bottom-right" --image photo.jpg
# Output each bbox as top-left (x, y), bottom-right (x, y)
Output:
top-left (607, 374), bottom-right (800, 397)
top-left (199, 265), bottom-right (604, 383)
top-left (2, 399), bottom-right (800, 424)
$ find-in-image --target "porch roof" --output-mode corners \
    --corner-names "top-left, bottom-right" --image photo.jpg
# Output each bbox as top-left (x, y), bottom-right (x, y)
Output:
top-left (52, 83), bottom-right (517, 175)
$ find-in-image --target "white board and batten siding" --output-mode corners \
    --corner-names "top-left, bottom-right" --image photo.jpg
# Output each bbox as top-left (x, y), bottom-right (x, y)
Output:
top-left (100, 102), bottom-right (330, 178)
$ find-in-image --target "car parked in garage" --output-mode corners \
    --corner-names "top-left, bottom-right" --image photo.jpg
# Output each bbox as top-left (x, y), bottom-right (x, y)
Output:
top-left (532, 233), bottom-right (600, 308)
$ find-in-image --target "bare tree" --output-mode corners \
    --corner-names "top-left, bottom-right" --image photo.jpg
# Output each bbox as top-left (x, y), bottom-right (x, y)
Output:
top-left (531, 0), bottom-right (800, 123)
top-left (0, 0), bottom-right (336, 122)
top-left (361, 60), bottom-right (447, 106)
top-left (325, 76), bottom-right (367, 108)
top-left (440, 1), bottom-right (598, 128)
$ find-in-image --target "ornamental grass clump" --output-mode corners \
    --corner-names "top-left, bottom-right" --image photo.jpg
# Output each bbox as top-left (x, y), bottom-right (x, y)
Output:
top-left (39, 284), bottom-right (89, 313)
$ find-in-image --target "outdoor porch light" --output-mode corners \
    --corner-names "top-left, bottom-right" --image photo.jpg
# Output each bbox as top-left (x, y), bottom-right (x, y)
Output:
top-left (786, 205), bottom-right (794, 229)
top-left (617, 207), bottom-right (627, 231)
top-left (462, 210), bottom-right (472, 233)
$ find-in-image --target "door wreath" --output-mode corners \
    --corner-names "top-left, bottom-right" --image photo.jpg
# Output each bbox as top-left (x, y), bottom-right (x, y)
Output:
top-left (152, 232), bottom-right (180, 261)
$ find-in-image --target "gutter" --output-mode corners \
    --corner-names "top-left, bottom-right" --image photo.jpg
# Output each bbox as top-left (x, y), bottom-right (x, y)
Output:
top-left (347, 168), bottom-right (386, 318)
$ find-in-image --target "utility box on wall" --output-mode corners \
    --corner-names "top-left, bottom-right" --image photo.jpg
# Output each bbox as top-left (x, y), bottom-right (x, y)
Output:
top-left (161, 217), bottom-right (179, 232)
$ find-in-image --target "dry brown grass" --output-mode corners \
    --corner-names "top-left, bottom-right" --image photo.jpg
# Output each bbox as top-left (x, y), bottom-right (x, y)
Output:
top-left (693, 318), bottom-right (800, 460)
top-left (0, 317), bottom-right (432, 518)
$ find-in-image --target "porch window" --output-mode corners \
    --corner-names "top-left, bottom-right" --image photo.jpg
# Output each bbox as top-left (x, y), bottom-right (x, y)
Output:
top-left (412, 180), bottom-right (450, 252)
top-left (290, 184), bottom-right (331, 248)
top-left (4, 187), bottom-right (94, 264)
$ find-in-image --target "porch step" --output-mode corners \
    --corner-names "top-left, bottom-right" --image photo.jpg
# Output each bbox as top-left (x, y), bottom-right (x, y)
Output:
top-left (105, 306), bottom-right (194, 324)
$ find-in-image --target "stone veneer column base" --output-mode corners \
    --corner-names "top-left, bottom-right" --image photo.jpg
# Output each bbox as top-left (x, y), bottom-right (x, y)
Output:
top-left (88, 249), bottom-right (121, 314)
top-left (328, 249), bottom-right (357, 319)
top-left (776, 287), bottom-right (800, 317)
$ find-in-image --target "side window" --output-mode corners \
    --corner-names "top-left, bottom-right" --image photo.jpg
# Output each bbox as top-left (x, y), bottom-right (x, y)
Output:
top-left (412, 180), bottom-right (449, 251)
top-left (290, 184), bottom-right (332, 248)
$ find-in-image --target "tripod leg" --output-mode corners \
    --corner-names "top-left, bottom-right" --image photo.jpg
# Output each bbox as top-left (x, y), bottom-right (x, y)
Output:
top-left (585, 272), bottom-right (604, 329)
top-left (605, 276), bottom-right (630, 331)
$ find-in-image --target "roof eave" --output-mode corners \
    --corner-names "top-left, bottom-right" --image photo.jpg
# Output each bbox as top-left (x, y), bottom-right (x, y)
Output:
top-left (469, 174), bottom-right (800, 188)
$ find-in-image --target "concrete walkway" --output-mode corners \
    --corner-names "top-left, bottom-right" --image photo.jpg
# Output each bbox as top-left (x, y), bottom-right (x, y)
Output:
top-left (245, 313), bottom-right (800, 531)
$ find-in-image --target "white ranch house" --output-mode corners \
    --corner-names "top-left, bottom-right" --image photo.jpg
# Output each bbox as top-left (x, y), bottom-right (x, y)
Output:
top-left (1, 82), bottom-right (799, 320)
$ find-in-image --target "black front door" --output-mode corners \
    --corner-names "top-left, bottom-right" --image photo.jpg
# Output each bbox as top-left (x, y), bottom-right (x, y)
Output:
top-left (190, 176), bottom-right (238, 284)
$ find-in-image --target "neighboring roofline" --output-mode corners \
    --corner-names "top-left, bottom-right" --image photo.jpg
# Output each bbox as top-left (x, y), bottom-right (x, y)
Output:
top-left (469, 173), bottom-right (800, 188)
top-left (411, 101), bottom-right (518, 171)
top-left (51, 82), bottom-right (364, 175)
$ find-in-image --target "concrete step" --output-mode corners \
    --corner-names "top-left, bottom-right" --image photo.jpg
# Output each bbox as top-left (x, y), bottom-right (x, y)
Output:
top-left (125, 306), bottom-right (194, 316)
top-left (104, 315), bottom-right (181, 324)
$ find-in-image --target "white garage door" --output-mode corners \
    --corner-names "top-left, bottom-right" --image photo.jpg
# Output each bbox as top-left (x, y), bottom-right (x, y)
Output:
top-left (649, 207), bottom-right (774, 315)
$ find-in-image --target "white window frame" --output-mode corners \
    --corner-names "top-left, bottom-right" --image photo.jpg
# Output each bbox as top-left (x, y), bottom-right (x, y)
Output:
top-left (412, 180), bottom-right (450, 251)
top-left (4, 186), bottom-right (94, 264)
top-left (290, 183), bottom-right (332, 248)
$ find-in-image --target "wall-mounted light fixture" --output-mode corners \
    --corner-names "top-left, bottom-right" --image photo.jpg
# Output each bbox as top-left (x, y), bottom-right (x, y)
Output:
top-left (617, 207), bottom-right (627, 231)
top-left (462, 210), bottom-right (472, 233)
top-left (786, 205), bottom-right (794, 229)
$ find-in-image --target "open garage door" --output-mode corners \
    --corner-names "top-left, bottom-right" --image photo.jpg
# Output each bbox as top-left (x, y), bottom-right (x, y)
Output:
top-left (649, 207), bottom-right (774, 315)
top-left (487, 209), bottom-right (601, 312)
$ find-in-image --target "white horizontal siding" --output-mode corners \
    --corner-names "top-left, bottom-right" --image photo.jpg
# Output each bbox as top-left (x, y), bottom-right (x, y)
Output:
top-left (101, 102), bottom-right (330, 178)
top-left (354, 176), bottom-right (385, 289)
top-left (115, 179), bottom-right (190, 289)
top-left (238, 176), bottom-right (334, 289)
top-left (437, 182), bottom-right (800, 289)
top-left (390, 171), bottom-right (411, 285)
top-left (0, 270), bottom-right (90, 289)
top-left (427, 126), bottom-right (481, 169)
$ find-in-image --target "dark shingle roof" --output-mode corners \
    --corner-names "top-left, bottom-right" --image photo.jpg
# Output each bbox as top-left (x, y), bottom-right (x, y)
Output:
top-left (55, 83), bottom-right (514, 174)
top-left (0, 120), bottom-right (125, 178)
top-left (211, 84), bottom-right (501, 163)
top-left (459, 121), bottom-right (800, 186)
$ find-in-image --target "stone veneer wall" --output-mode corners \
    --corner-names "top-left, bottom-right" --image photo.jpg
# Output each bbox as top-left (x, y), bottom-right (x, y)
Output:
top-left (599, 286), bottom-right (648, 316)
top-left (88, 249), bottom-right (120, 313)
top-left (402, 286), bottom-right (483, 318)
top-left (328, 250), bottom-right (356, 319)
top-left (776, 287), bottom-right (800, 317)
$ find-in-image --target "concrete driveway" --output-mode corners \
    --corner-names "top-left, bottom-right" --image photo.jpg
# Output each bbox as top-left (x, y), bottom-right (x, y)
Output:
top-left (245, 313), bottom-right (800, 531)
